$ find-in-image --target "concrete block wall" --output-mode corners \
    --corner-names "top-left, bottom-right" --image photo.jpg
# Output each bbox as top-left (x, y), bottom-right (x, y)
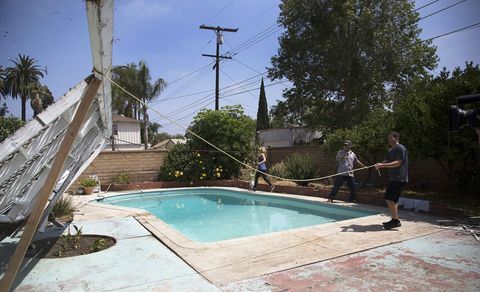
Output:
top-left (268, 145), bottom-right (456, 192)
top-left (71, 150), bottom-right (167, 191)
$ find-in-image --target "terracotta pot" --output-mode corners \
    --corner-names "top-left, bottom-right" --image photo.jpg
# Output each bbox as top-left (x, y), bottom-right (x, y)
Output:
top-left (83, 186), bottom-right (95, 195)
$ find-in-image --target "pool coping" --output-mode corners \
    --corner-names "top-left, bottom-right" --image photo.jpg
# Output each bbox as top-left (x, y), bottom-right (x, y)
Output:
top-left (80, 187), bottom-right (443, 286)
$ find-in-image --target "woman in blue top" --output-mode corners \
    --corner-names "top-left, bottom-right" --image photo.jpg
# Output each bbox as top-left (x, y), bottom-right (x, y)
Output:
top-left (252, 147), bottom-right (274, 192)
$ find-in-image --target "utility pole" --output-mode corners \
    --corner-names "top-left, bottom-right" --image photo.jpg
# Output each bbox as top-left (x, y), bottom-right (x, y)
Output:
top-left (200, 25), bottom-right (238, 110)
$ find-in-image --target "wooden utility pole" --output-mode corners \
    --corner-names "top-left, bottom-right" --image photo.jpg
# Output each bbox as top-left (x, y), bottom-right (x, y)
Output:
top-left (200, 25), bottom-right (238, 110)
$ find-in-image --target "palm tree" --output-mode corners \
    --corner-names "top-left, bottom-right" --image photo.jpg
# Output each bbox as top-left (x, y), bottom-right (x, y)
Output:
top-left (0, 66), bottom-right (5, 99)
top-left (4, 54), bottom-right (45, 121)
top-left (112, 60), bottom-right (166, 149)
top-left (137, 60), bottom-right (166, 149)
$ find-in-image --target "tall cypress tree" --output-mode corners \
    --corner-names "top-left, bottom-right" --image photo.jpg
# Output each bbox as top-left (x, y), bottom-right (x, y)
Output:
top-left (256, 78), bottom-right (269, 131)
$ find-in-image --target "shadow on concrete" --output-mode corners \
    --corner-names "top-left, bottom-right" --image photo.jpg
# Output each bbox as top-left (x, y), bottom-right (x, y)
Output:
top-left (340, 224), bottom-right (389, 233)
top-left (0, 224), bottom-right (69, 290)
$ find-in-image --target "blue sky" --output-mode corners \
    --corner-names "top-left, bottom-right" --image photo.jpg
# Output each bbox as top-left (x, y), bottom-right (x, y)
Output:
top-left (1, 0), bottom-right (479, 135)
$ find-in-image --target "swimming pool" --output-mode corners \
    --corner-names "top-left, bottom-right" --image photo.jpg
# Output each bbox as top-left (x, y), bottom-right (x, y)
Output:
top-left (99, 188), bottom-right (377, 242)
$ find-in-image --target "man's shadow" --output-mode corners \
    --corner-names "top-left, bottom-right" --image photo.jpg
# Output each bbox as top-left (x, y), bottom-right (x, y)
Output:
top-left (340, 224), bottom-right (390, 232)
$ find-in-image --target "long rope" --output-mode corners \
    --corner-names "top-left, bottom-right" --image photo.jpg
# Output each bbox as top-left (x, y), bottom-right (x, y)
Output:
top-left (95, 68), bottom-right (376, 183)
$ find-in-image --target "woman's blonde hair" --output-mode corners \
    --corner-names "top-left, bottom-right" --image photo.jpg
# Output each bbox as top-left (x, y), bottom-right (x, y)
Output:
top-left (259, 147), bottom-right (267, 153)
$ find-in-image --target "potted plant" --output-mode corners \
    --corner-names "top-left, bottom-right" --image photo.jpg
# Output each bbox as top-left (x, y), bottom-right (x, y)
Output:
top-left (79, 177), bottom-right (97, 195)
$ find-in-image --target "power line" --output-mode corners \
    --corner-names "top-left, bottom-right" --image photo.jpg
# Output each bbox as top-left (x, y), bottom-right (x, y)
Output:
top-left (414, 0), bottom-right (440, 12)
top-left (423, 21), bottom-right (480, 42)
top-left (419, 0), bottom-right (466, 21)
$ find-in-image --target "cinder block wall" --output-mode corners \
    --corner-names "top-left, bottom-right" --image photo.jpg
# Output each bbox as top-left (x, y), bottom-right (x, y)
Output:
top-left (268, 145), bottom-right (456, 192)
top-left (71, 149), bottom-right (167, 190)
top-left (71, 145), bottom-right (463, 193)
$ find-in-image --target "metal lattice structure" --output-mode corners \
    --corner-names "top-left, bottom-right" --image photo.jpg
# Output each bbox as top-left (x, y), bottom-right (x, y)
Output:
top-left (0, 0), bottom-right (113, 240)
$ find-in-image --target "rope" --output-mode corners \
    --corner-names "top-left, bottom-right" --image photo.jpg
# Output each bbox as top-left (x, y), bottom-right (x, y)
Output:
top-left (95, 68), bottom-right (376, 183)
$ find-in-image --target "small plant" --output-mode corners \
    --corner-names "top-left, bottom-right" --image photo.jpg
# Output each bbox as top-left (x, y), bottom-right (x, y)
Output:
top-left (56, 225), bottom-right (83, 257)
top-left (51, 195), bottom-right (76, 220)
top-left (115, 173), bottom-right (130, 184)
top-left (283, 154), bottom-right (319, 186)
top-left (79, 177), bottom-right (97, 187)
top-left (90, 238), bottom-right (106, 252)
top-left (270, 162), bottom-right (287, 178)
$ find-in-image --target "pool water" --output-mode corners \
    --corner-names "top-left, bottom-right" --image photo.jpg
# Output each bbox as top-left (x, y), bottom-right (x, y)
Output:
top-left (100, 188), bottom-right (377, 242)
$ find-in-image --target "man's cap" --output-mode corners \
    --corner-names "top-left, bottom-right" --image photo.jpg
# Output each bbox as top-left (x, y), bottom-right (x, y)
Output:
top-left (344, 140), bottom-right (353, 146)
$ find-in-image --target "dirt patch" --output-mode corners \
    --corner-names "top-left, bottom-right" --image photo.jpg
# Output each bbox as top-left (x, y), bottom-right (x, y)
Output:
top-left (26, 235), bottom-right (116, 258)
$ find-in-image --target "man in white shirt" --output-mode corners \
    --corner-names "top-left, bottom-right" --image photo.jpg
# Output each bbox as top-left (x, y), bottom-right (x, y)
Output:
top-left (328, 140), bottom-right (365, 203)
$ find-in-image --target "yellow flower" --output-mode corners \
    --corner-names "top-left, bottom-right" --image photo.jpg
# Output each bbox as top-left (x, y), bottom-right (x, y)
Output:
top-left (216, 173), bottom-right (221, 177)
top-left (199, 161), bottom-right (203, 164)
top-left (180, 172), bottom-right (183, 176)
top-left (202, 173), bottom-right (207, 177)
top-left (216, 168), bottom-right (219, 172)
top-left (197, 153), bottom-right (201, 157)
top-left (200, 177), bottom-right (203, 180)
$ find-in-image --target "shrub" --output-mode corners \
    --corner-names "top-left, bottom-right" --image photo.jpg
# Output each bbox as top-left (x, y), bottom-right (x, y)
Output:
top-left (79, 177), bottom-right (97, 187)
top-left (115, 173), bottom-right (130, 184)
top-left (51, 195), bottom-right (76, 219)
top-left (269, 162), bottom-right (287, 178)
top-left (283, 153), bottom-right (319, 186)
top-left (0, 116), bottom-right (25, 142)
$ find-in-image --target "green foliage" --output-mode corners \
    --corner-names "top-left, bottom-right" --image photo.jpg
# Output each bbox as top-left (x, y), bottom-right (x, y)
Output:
top-left (4, 54), bottom-right (46, 121)
top-left (269, 162), bottom-right (287, 178)
top-left (187, 105), bottom-right (256, 179)
top-left (283, 153), bottom-right (319, 186)
top-left (115, 173), bottom-right (130, 184)
top-left (111, 60), bottom-right (167, 148)
top-left (52, 195), bottom-right (76, 219)
top-left (256, 78), bottom-right (270, 131)
top-left (79, 177), bottom-right (97, 187)
top-left (90, 238), bottom-right (106, 253)
top-left (159, 144), bottom-right (210, 182)
top-left (269, 0), bottom-right (437, 131)
top-left (160, 106), bottom-right (256, 181)
top-left (0, 116), bottom-right (25, 142)
top-left (394, 63), bottom-right (480, 195)
top-left (57, 225), bottom-right (83, 257)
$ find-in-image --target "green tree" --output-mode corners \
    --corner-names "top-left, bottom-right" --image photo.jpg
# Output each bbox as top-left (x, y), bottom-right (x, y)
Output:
top-left (187, 105), bottom-right (256, 179)
top-left (0, 66), bottom-right (5, 99)
top-left (1, 116), bottom-right (25, 142)
top-left (4, 54), bottom-right (46, 121)
top-left (256, 78), bottom-right (270, 131)
top-left (111, 60), bottom-right (167, 149)
top-left (325, 108), bottom-right (396, 183)
top-left (394, 63), bottom-right (480, 195)
top-left (269, 0), bottom-right (437, 131)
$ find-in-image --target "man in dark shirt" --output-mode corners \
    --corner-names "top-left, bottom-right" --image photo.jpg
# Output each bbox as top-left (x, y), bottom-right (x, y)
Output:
top-left (375, 131), bottom-right (408, 230)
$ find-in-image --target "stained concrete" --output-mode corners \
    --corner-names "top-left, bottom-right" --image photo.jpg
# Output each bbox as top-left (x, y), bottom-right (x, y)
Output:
top-left (0, 218), bottom-right (220, 291)
top-left (1, 187), bottom-right (478, 291)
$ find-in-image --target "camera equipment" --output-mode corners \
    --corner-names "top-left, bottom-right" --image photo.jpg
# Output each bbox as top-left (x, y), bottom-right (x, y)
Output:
top-left (448, 93), bottom-right (480, 131)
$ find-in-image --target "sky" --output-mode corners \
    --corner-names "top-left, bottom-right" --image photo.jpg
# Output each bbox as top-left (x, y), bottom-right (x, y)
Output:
top-left (1, 0), bottom-right (479, 135)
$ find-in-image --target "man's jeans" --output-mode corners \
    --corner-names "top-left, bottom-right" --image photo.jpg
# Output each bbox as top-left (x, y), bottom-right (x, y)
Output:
top-left (329, 175), bottom-right (356, 200)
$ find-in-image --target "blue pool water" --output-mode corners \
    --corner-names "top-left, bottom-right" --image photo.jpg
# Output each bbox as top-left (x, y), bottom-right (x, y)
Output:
top-left (100, 188), bottom-right (377, 242)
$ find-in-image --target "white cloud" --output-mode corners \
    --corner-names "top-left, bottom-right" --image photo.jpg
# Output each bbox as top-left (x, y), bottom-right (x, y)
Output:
top-left (119, 0), bottom-right (171, 21)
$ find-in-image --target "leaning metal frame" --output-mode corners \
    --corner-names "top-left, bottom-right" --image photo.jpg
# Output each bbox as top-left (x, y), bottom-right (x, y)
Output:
top-left (0, 0), bottom-right (113, 238)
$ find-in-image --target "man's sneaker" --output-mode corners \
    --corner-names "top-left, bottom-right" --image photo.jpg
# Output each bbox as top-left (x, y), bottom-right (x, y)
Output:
top-left (383, 219), bottom-right (401, 230)
top-left (327, 198), bottom-right (334, 203)
top-left (270, 185), bottom-right (275, 192)
top-left (382, 219), bottom-right (394, 226)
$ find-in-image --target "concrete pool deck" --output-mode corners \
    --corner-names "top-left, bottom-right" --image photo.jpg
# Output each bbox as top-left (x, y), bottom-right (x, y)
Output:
top-left (1, 187), bottom-right (479, 291)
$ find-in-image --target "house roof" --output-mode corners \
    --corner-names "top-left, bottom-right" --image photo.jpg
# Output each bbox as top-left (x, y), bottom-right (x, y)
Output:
top-left (112, 114), bottom-right (141, 123)
top-left (152, 138), bottom-right (186, 149)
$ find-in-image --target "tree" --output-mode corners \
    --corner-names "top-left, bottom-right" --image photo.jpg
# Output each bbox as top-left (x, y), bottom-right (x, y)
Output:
top-left (186, 105), bottom-right (256, 179)
top-left (4, 54), bottom-right (45, 121)
top-left (394, 63), bottom-right (480, 195)
top-left (269, 0), bottom-right (437, 131)
top-left (256, 78), bottom-right (270, 131)
top-left (111, 60), bottom-right (167, 149)
top-left (0, 66), bottom-right (5, 99)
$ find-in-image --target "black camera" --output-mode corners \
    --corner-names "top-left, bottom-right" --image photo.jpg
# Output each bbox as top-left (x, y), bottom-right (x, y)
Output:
top-left (449, 93), bottom-right (480, 131)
